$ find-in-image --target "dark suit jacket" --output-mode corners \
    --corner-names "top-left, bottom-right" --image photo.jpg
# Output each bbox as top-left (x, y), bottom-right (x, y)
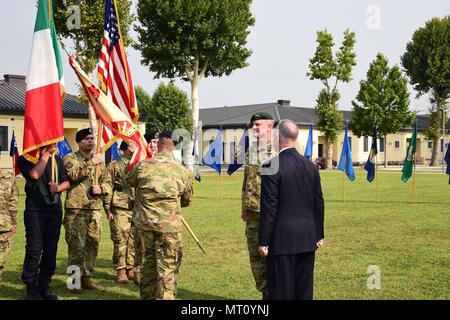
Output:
top-left (259, 148), bottom-right (324, 255)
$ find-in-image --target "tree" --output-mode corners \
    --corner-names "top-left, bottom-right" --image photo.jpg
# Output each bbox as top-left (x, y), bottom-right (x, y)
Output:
top-left (401, 16), bottom-right (450, 166)
top-left (53, 0), bottom-right (134, 141)
top-left (137, 83), bottom-right (194, 134)
top-left (350, 53), bottom-right (414, 167)
top-left (307, 30), bottom-right (357, 169)
top-left (134, 0), bottom-right (255, 168)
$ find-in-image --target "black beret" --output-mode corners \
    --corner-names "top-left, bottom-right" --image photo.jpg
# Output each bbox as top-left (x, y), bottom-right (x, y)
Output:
top-left (75, 128), bottom-right (93, 143)
top-left (119, 140), bottom-right (128, 151)
top-left (249, 112), bottom-right (274, 126)
top-left (144, 131), bottom-right (159, 143)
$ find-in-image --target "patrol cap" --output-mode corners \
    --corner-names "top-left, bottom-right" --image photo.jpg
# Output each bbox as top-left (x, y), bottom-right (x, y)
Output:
top-left (119, 140), bottom-right (128, 151)
top-left (75, 128), bottom-right (93, 143)
top-left (144, 131), bottom-right (159, 143)
top-left (249, 112), bottom-right (274, 126)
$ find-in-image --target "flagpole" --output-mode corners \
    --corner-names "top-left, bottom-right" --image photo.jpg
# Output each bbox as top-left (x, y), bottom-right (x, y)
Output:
top-left (413, 154), bottom-right (417, 204)
top-left (343, 158), bottom-right (346, 203)
top-left (376, 154), bottom-right (380, 207)
top-left (181, 215), bottom-right (206, 254)
top-left (95, 119), bottom-right (103, 185)
top-left (51, 153), bottom-right (55, 184)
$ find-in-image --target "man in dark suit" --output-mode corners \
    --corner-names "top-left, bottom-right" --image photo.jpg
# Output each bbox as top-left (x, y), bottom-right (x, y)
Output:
top-left (258, 119), bottom-right (325, 300)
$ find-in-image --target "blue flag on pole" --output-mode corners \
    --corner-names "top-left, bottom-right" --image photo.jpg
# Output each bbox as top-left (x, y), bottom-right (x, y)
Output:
top-left (445, 142), bottom-right (450, 184)
top-left (202, 128), bottom-right (223, 174)
top-left (57, 136), bottom-right (72, 158)
top-left (364, 127), bottom-right (378, 182)
top-left (337, 124), bottom-right (355, 181)
top-left (304, 124), bottom-right (313, 159)
top-left (227, 129), bottom-right (249, 175)
top-left (110, 142), bottom-right (120, 161)
top-left (193, 128), bottom-right (201, 182)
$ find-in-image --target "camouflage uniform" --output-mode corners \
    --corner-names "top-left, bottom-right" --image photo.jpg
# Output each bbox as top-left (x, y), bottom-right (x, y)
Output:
top-left (108, 157), bottom-right (136, 271)
top-left (0, 169), bottom-right (19, 285)
top-left (242, 142), bottom-right (273, 298)
top-left (63, 151), bottom-right (112, 277)
top-left (128, 152), bottom-right (193, 300)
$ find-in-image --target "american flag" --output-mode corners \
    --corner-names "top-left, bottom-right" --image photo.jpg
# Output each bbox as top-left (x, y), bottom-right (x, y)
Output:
top-left (97, 0), bottom-right (138, 152)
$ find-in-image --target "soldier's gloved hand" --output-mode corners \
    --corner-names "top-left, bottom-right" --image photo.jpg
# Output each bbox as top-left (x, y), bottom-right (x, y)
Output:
top-left (92, 185), bottom-right (102, 195)
top-left (107, 212), bottom-right (114, 221)
top-left (92, 153), bottom-right (104, 165)
top-left (241, 211), bottom-right (248, 222)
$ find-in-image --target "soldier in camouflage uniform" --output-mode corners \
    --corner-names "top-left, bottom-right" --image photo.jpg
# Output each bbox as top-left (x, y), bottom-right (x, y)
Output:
top-left (63, 128), bottom-right (112, 293)
top-left (241, 112), bottom-right (275, 300)
top-left (128, 130), bottom-right (193, 300)
top-left (0, 169), bottom-right (19, 286)
top-left (108, 141), bottom-right (137, 284)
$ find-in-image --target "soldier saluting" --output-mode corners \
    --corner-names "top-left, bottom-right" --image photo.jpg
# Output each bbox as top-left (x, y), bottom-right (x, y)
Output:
top-left (63, 128), bottom-right (112, 293)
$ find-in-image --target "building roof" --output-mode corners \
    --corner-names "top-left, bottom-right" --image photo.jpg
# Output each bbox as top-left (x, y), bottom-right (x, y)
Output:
top-left (0, 74), bottom-right (88, 118)
top-left (199, 99), bottom-right (352, 128)
top-left (199, 99), bottom-right (446, 132)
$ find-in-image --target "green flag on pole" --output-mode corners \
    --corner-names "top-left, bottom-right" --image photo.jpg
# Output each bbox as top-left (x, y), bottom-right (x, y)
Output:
top-left (401, 122), bottom-right (417, 182)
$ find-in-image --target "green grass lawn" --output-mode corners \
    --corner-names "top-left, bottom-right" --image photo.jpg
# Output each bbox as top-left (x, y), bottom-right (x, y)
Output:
top-left (1, 169), bottom-right (449, 300)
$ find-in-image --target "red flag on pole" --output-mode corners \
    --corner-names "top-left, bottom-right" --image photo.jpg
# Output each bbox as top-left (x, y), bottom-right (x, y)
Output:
top-left (70, 55), bottom-right (150, 171)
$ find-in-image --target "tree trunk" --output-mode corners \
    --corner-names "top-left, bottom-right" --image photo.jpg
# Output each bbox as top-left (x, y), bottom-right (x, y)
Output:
top-left (186, 78), bottom-right (200, 171)
top-left (384, 135), bottom-right (388, 168)
top-left (325, 140), bottom-right (333, 170)
top-left (429, 136), bottom-right (439, 166)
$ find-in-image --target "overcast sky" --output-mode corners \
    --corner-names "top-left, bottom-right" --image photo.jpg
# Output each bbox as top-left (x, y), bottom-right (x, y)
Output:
top-left (1, 0), bottom-right (449, 112)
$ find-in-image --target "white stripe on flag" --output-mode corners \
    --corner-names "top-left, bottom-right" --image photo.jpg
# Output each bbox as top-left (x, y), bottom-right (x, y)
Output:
top-left (26, 29), bottom-right (59, 91)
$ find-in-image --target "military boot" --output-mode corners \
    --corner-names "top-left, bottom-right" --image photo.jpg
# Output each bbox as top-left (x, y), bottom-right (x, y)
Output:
top-left (117, 269), bottom-right (129, 284)
top-left (81, 276), bottom-right (104, 290)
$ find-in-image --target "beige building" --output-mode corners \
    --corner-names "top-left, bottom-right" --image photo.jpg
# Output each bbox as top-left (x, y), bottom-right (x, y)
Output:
top-left (0, 74), bottom-right (145, 170)
top-left (199, 99), bottom-right (450, 167)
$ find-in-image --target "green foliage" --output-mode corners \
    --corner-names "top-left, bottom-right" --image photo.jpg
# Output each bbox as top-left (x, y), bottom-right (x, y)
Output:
top-left (401, 16), bottom-right (450, 163)
top-left (424, 111), bottom-right (443, 141)
top-left (53, 0), bottom-right (135, 72)
top-left (401, 16), bottom-right (450, 101)
top-left (350, 53), bottom-right (414, 138)
top-left (315, 89), bottom-right (343, 143)
top-left (307, 29), bottom-right (357, 144)
top-left (139, 83), bottom-right (194, 134)
top-left (134, 0), bottom-right (255, 80)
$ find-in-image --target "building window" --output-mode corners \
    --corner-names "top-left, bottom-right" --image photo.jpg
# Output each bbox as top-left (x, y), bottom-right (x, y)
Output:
top-left (0, 126), bottom-right (8, 153)
top-left (428, 141), bottom-right (432, 149)
top-left (395, 141), bottom-right (400, 149)
top-left (318, 144), bottom-right (323, 158)
top-left (363, 137), bottom-right (369, 152)
top-left (347, 137), bottom-right (352, 151)
top-left (379, 138), bottom-right (385, 152)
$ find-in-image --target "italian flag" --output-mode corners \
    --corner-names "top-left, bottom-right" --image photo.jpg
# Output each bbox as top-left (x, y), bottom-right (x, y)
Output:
top-left (23, 0), bottom-right (65, 163)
